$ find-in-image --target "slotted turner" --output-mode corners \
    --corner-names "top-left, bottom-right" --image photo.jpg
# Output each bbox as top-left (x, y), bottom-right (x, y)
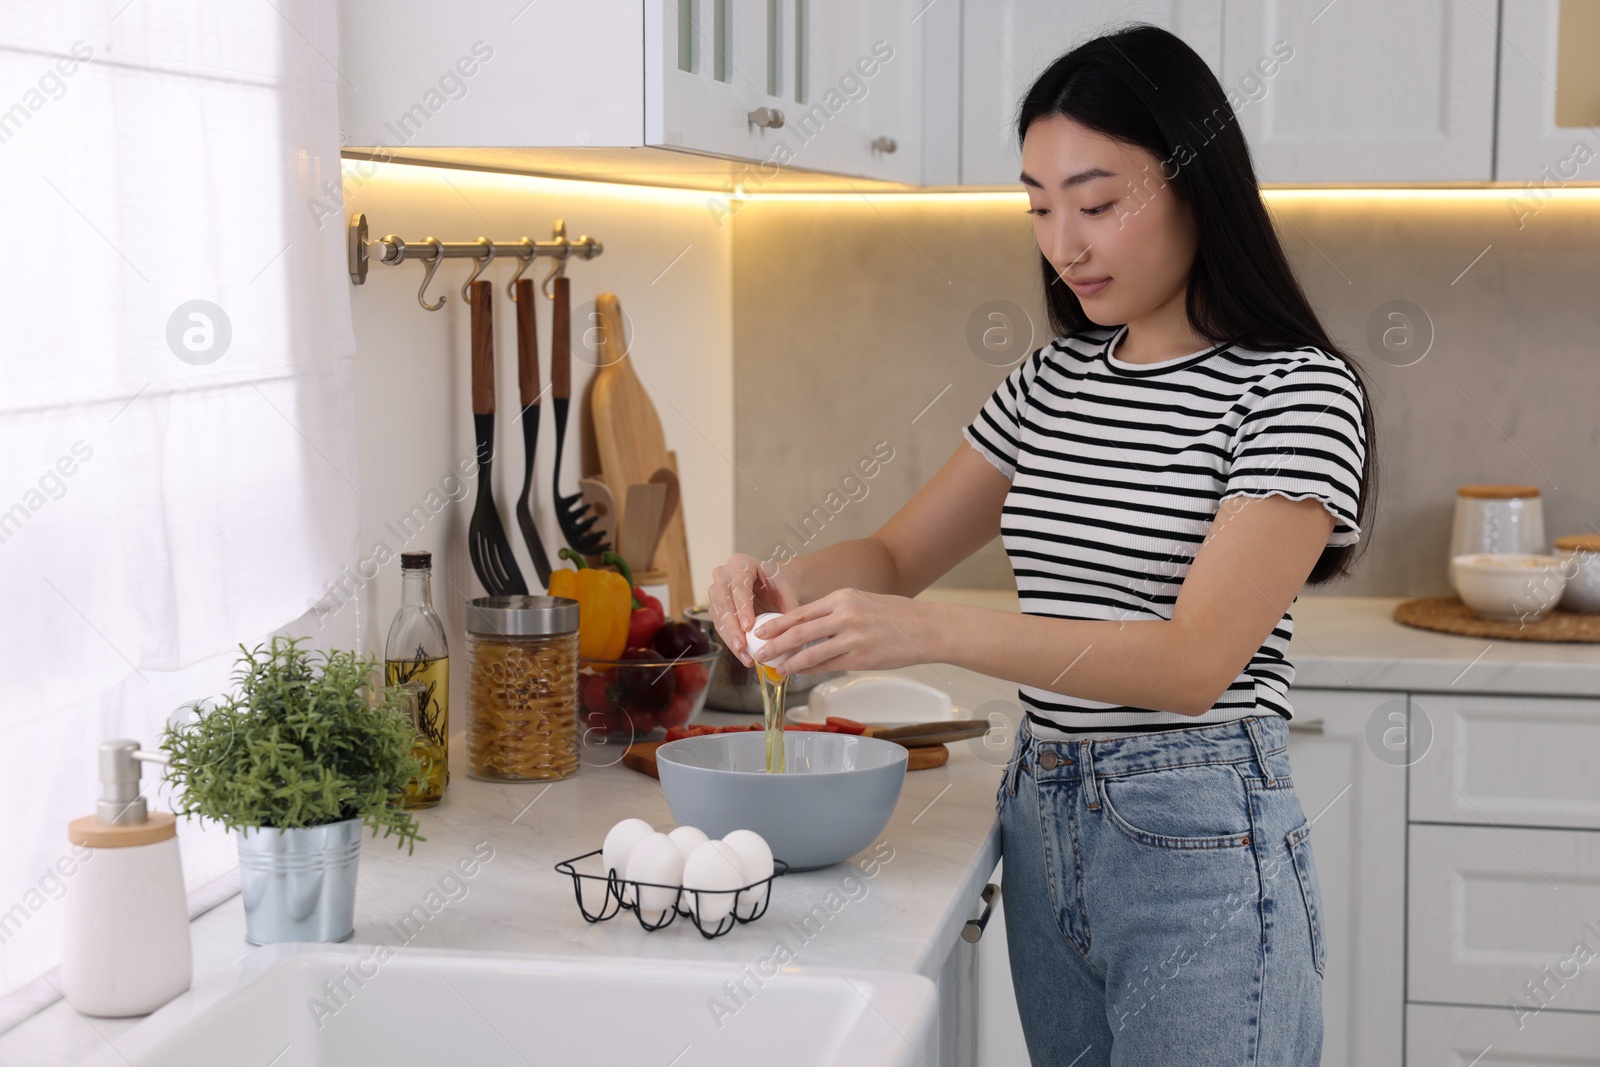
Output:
top-left (468, 279), bottom-right (528, 596)
top-left (550, 275), bottom-right (609, 557)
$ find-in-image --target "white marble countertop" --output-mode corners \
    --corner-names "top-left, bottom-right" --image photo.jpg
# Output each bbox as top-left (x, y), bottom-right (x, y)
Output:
top-left (920, 589), bottom-right (1600, 697)
top-left (2, 647), bottom-right (1014, 1067)
top-left (9, 590), bottom-right (1596, 1064)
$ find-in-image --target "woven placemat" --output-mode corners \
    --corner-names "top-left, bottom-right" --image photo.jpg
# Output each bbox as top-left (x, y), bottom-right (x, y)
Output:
top-left (1393, 597), bottom-right (1600, 644)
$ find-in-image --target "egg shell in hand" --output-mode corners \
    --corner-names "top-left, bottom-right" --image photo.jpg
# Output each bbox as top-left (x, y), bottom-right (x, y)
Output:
top-left (603, 818), bottom-right (655, 904)
top-left (743, 612), bottom-right (790, 669)
top-left (681, 840), bottom-right (747, 924)
top-left (625, 833), bottom-right (685, 920)
top-left (721, 829), bottom-right (774, 919)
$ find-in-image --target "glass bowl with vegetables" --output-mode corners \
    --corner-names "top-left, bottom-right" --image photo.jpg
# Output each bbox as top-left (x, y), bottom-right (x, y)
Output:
top-left (548, 548), bottom-right (722, 742)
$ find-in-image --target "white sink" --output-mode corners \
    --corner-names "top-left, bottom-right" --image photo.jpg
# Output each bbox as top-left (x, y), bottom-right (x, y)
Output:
top-left (78, 943), bottom-right (939, 1066)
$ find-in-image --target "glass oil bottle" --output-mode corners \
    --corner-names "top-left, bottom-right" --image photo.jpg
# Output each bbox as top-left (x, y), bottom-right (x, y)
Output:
top-left (385, 551), bottom-right (450, 807)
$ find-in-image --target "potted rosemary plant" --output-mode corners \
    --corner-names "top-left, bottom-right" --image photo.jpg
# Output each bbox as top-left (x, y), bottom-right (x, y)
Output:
top-left (162, 636), bottom-right (425, 945)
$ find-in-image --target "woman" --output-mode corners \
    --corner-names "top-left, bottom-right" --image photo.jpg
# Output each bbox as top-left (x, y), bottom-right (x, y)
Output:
top-left (707, 23), bottom-right (1375, 1066)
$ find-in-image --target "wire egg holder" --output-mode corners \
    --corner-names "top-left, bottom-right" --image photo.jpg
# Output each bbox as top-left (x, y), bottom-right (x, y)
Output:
top-left (554, 848), bottom-right (790, 939)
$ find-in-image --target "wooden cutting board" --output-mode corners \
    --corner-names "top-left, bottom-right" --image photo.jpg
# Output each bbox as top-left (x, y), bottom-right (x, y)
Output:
top-left (622, 737), bottom-right (951, 778)
top-left (590, 292), bottom-right (694, 618)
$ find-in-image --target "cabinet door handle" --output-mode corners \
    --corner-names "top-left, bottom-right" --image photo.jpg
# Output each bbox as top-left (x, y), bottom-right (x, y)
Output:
top-left (871, 135), bottom-right (897, 154)
top-left (748, 107), bottom-right (785, 129)
top-left (961, 882), bottom-right (999, 943)
top-left (1287, 718), bottom-right (1326, 734)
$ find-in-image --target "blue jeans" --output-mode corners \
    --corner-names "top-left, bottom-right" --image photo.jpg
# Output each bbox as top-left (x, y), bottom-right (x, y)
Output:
top-left (996, 714), bottom-right (1325, 1066)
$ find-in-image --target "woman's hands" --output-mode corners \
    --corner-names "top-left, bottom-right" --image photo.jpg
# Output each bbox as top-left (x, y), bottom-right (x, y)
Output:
top-left (734, 586), bottom-right (938, 676)
top-left (707, 554), bottom-right (802, 667)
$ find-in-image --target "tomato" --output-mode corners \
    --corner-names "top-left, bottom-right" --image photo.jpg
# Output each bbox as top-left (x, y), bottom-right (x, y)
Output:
top-left (657, 692), bottom-right (694, 730)
top-left (663, 725), bottom-right (691, 742)
top-left (824, 716), bottom-right (867, 734)
top-left (580, 673), bottom-right (613, 716)
top-left (785, 722), bottom-right (825, 731)
top-left (673, 662), bottom-right (709, 695)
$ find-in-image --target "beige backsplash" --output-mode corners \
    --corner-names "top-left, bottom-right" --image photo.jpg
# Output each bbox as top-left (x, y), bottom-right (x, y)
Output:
top-left (731, 191), bottom-right (1600, 597)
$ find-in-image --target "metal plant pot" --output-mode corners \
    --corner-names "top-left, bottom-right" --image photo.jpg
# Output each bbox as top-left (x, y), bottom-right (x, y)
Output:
top-left (683, 605), bottom-right (844, 713)
top-left (236, 818), bottom-right (362, 945)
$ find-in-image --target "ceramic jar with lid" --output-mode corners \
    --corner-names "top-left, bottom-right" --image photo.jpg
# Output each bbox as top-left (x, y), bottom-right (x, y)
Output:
top-left (1450, 484), bottom-right (1547, 557)
top-left (465, 595), bottom-right (581, 782)
top-left (1554, 534), bottom-right (1600, 614)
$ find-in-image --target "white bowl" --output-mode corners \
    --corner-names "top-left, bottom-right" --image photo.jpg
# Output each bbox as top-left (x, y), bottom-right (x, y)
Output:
top-left (1450, 553), bottom-right (1567, 622)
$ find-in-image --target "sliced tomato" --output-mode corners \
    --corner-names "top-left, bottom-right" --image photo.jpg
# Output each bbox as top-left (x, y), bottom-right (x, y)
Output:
top-left (662, 725), bottom-right (691, 742)
top-left (824, 716), bottom-right (867, 734)
top-left (785, 722), bottom-right (825, 731)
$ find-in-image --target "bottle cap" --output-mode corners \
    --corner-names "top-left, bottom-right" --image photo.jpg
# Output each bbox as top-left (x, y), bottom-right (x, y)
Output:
top-left (401, 551), bottom-right (433, 570)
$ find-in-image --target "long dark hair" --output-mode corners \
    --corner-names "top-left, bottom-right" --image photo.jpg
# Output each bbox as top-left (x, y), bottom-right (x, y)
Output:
top-left (1017, 24), bottom-right (1378, 585)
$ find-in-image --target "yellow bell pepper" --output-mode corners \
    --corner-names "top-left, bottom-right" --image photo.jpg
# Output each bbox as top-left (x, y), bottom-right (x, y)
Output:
top-left (547, 548), bottom-right (631, 659)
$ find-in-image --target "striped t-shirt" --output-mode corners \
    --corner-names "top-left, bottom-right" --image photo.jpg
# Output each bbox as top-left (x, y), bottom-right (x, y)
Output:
top-left (962, 323), bottom-right (1366, 738)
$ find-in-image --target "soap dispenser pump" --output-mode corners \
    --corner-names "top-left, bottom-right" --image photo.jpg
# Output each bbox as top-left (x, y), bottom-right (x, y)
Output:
top-left (61, 739), bottom-right (193, 1017)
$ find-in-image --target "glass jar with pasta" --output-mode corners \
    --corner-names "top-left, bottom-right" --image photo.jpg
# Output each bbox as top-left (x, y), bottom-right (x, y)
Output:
top-left (465, 596), bottom-right (581, 782)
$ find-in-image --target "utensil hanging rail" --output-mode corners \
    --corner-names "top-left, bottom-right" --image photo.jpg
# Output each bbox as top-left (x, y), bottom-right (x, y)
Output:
top-left (347, 212), bottom-right (603, 310)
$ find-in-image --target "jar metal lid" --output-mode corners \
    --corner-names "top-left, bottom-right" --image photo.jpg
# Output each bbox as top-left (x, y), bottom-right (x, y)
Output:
top-left (465, 595), bottom-right (579, 636)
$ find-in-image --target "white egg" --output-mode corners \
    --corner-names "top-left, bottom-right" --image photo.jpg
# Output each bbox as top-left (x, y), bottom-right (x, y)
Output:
top-left (742, 612), bottom-right (790, 668)
top-left (681, 840), bottom-right (747, 924)
top-left (667, 825), bottom-right (710, 864)
top-left (625, 833), bottom-right (684, 922)
top-left (721, 829), bottom-right (775, 919)
top-left (602, 818), bottom-right (655, 904)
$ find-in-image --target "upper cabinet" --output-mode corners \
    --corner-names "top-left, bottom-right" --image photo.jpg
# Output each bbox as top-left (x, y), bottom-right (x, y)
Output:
top-left (337, 0), bottom-right (922, 185)
top-left (1495, 0), bottom-right (1600, 182)
top-left (645, 0), bottom-right (923, 184)
top-left (1224, 0), bottom-right (1498, 183)
top-left (958, 0), bottom-right (1223, 186)
top-left (335, 1), bottom-right (1594, 188)
top-left (336, 0), bottom-right (648, 150)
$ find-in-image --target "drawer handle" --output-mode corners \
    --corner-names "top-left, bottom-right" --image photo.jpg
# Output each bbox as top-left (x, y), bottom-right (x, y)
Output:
top-left (961, 882), bottom-right (999, 943)
top-left (747, 107), bottom-right (785, 129)
top-left (871, 135), bottom-right (897, 154)
top-left (1287, 718), bottom-right (1325, 735)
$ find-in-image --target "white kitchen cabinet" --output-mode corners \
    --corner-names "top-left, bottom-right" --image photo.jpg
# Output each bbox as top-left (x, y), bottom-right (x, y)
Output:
top-left (1494, 0), bottom-right (1600, 182)
top-left (336, 0), bottom-right (647, 149)
top-left (1407, 1003), bottom-right (1600, 1065)
top-left (645, 0), bottom-right (769, 161)
top-left (959, 0), bottom-right (1223, 185)
top-left (976, 859), bottom-right (1029, 1065)
top-left (1223, 0), bottom-right (1498, 182)
top-left (1283, 690), bottom-right (1408, 1067)
top-left (1409, 822), bottom-right (1600, 1015)
top-left (1409, 693), bottom-right (1600, 831)
top-left (338, 1), bottom-right (924, 182)
top-left (769, 0), bottom-right (923, 183)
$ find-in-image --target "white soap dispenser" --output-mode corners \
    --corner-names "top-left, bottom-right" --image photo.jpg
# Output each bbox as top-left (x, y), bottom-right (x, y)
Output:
top-left (61, 739), bottom-right (193, 1017)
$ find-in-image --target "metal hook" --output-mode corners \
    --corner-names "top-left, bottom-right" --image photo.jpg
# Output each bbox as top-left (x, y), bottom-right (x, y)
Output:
top-left (416, 237), bottom-right (446, 311)
top-left (506, 238), bottom-right (536, 302)
top-left (542, 219), bottom-right (569, 300)
top-left (461, 238), bottom-right (496, 304)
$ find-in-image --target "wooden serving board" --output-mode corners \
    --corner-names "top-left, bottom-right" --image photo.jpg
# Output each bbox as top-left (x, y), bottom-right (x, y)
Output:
top-left (622, 737), bottom-right (951, 778)
top-left (590, 293), bottom-right (694, 618)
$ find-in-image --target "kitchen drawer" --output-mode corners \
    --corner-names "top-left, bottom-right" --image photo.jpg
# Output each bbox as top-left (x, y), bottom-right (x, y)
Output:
top-left (1409, 823), bottom-right (1600, 1013)
top-left (1409, 693), bottom-right (1600, 831)
top-left (1407, 1003), bottom-right (1600, 1065)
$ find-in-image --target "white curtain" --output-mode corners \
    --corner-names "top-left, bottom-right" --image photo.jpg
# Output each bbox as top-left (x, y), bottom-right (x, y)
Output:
top-left (0, 1), bottom-right (358, 1004)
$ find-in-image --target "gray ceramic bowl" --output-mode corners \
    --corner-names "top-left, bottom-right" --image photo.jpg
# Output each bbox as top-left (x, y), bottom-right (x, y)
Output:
top-left (655, 733), bottom-right (908, 871)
